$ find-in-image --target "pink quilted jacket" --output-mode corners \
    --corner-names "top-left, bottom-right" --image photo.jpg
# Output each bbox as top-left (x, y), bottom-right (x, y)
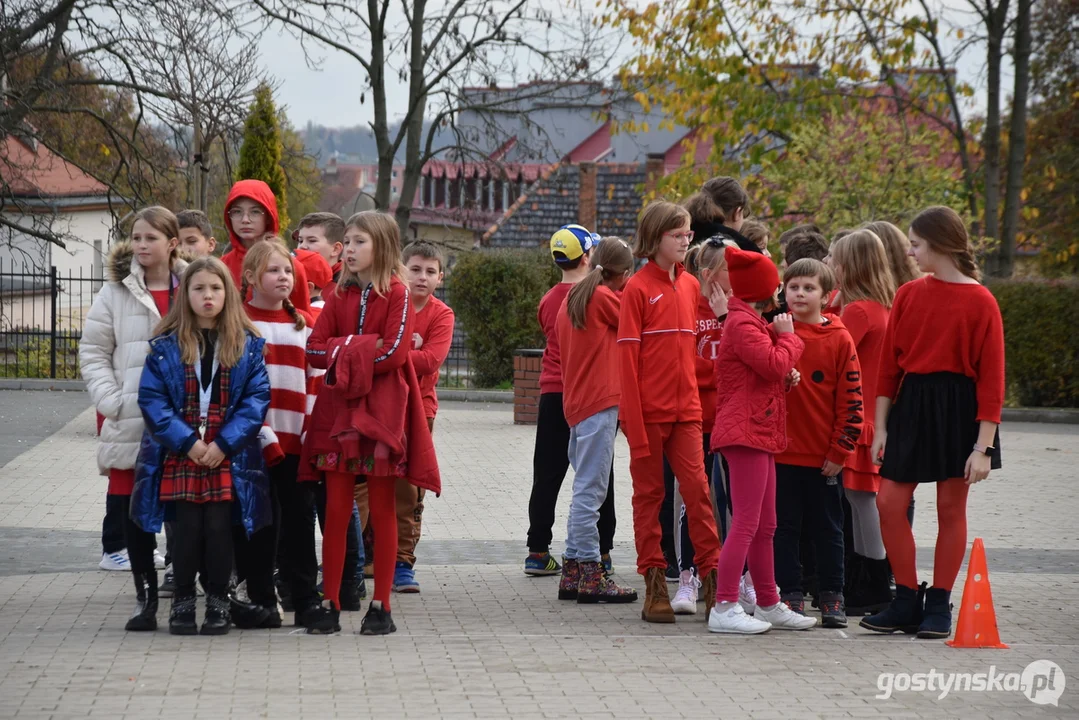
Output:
top-left (710, 298), bottom-right (805, 455)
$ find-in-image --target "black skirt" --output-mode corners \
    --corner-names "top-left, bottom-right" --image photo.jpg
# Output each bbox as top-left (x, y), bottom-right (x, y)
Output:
top-left (881, 372), bottom-right (1002, 484)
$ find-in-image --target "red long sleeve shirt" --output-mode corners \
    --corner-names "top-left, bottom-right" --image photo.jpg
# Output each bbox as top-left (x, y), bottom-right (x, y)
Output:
top-left (410, 295), bottom-right (456, 419)
top-left (877, 276), bottom-right (1005, 424)
top-left (617, 261), bottom-right (702, 458)
top-left (694, 294), bottom-right (723, 435)
top-left (537, 282), bottom-right (573, 394)
top-left (557, 286), bottom-right (622, 427)
top-left (776, 315), bottom-right (864, 468)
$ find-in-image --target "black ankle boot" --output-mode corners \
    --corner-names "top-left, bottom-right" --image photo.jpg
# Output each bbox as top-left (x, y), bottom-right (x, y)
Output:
top-left (847, 557), bottom-right (894, 616)
top-left (169, 595), bottom-right (198, 635)
top-left (304, 602), bottom-right (341, 635)
top-left (860, 582), bottom-right (925, 634)
top-left (360, 601), bottom-right (396, 636)
top-left (916, 587), bottom-right (952, 639)
top-left (200, 594), bottom-right (231, 636)
top-left (125, 572), bottom-right (158, 631)
top-left (229, 594), bottom-right (272, 629)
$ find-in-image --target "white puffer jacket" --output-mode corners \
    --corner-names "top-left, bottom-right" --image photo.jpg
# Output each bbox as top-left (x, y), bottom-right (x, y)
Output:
top-left (79, 243), bottom-right (188, 476)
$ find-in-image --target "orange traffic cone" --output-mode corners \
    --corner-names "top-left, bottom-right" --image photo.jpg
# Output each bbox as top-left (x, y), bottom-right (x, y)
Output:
top-left (947, 537), bottom-right (1008, 648)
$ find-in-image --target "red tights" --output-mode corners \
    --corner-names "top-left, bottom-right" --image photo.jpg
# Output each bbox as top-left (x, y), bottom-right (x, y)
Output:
top-left (877, 477), bottom-right (970, 591)
top-left (323, 472), bottom-right (397, 610)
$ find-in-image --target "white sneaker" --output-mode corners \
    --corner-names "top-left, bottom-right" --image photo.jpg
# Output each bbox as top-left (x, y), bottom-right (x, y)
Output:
top-left (153, 549), bottom-right (166, 569)
top-left (739, 573), bottom-right (757, 614)
top-left (671, 570), bottom-right (700, 614)
top-left (708, 602), bottom-right (772, 634)
top-left (99, 550), bottom-right (130, 571)
top-left (756, 601), bottom-right (818, 630)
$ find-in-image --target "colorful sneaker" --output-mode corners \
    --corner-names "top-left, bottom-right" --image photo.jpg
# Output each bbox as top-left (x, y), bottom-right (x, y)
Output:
top-left (671, 570), bottom-right (700, 614)
top-left (392, 562), bottom-right (420, 593)
top-left (558, 558), bottom-right (581, 600)
top-left (738, 572), bottom-right (757, 615)
top-left (99, 550), bottom-right (130, 572)
top-left (819, 591), bottom-right (848, 629)
top-left (781, 592), bottom-right (807, 615)
top-left (601, 553), bottom-right (613, 574)
top-left (524, 551), bottom-right (561, 576)
top-left (756, 600), bottom-right (817, 630)
top-left (577, 561), bottom-right (637, 604)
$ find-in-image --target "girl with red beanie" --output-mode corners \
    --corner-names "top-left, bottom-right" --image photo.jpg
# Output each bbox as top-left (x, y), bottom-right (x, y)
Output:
top-left (618, 201), bottom-right (721, 624)
top-left (302, 211), bottom-right (440, 635)
top-left (708, 246), bottom-right (816, 634)
top-left (861, 206), bottom-right (1003, 640)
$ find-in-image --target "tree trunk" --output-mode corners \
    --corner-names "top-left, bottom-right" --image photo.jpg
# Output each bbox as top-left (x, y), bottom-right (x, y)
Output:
top-left (997, 0), bottom-right (1032, 278)
top-left (192, 115), bottom-right (204, 211)
top-left (394, 0), bottom-right (429, 238)
top-left (982, 1), bottom-right (1010, 274)
top-left (370, 0), bottom-right (392, 211)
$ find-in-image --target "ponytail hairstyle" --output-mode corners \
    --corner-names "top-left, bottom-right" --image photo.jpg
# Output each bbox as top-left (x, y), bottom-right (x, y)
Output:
top-left (863, 220), bottom-right (921, 287)
top-left (908, 206), bottom-right (981, 281)
top-left (700, 176), bottom-right (750, 225)
top-left (241, 237), bottom-right (306, 330)
top-left (157, 256), bottom-right (260, 367)
top-left (633, 201), bottom-right (691, 259)
top-left (685, 236), bottom-right (736, 279)
top-left (132, 206), bottom-right (181, 265)
top-left (339, 211), bottom-right (405, 296)
top-left (566, 237), bottom-right (634, 330)
top-left (830, 229), bottom-right (897, 307)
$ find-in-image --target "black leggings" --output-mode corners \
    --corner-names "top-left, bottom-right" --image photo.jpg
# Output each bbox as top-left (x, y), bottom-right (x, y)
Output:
top-left (172, 501), bottom-right (232, 597)
top-left (110, 494), bottom-right (156, 574)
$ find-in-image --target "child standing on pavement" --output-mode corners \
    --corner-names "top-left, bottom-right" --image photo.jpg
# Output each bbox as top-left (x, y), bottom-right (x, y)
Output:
top-left (619, 201), bottom-right (721, 624)
top-left (708, 246), bottom-right (817, 634)
top-left (525, 225), bottom-right (617, 576)
top-left (773, 259), bottom-right (864, 629)
top-left (80, 206), bottom-right (186, 630)
top-left (133, 256), bottom-right (272, 636)
top-left (555, 237), bottom-right (638, 604)
top-left (302, 211), bottom-right (440, 636)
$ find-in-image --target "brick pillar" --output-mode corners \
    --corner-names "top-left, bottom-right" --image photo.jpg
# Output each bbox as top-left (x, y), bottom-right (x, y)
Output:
top-left (578, 162), bottom-right (597, 231)
top-left (513, 348), bottom-right (544, 425)
top-left (645, 153), bottom-right (666, 195)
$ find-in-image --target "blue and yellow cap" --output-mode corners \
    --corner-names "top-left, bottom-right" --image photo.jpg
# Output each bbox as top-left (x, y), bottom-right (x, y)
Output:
top-left (550, 224), bottom-right (600, 264)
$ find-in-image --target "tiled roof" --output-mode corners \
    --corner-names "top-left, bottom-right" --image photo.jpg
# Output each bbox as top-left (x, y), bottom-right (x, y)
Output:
top-left (483, 163), bottom-right (580, 248)
top-left (594, 164), bottom-right (645, 241)
top-left (0, 134), bottom-right (109, 198)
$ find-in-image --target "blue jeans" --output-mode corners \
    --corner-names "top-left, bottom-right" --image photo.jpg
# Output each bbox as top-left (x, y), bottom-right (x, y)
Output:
top-left (564, 407), bottom-right (619, 562)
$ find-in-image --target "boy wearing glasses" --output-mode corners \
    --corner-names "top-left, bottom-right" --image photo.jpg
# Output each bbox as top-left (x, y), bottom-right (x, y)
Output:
top-left (220, 179), bottom-right (311, 311)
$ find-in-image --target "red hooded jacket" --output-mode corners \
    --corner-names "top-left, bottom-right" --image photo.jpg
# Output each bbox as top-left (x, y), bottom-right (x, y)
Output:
top-left (302, 278), bottom-right (440, 494)
top-left (710, 298), bottom-right (804, 455)
top-left (220, 179), bottom-right (311, 312)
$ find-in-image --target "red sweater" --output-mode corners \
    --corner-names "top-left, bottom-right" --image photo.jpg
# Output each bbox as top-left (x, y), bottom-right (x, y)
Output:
top-left (538, 282), bottom-right (573, 394)
top-left (557, 286), bottom-right (621, 427)
top-left (878, 276), bottom-right (1005, 424)
top-left (776, 315), bottom-right (864, 468)
top-left (410, 295), bottom-right (456, 419)
top-left (694, 294), bottom-right (723, 435)
top-left (618, 261), bottom-right (702, 458)
top-left (244, 303), bottom-right (314, 457)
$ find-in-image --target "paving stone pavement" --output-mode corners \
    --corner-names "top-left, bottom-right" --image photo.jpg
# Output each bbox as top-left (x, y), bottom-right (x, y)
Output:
top-left (0, 392), bottom-right (1077, 718)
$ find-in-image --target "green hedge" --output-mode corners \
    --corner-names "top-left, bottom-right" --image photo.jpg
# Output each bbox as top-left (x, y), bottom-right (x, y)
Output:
top-left (989, 279), bottom-right (1079, 408)
top-left (450, 249), bottom-right (561, 388)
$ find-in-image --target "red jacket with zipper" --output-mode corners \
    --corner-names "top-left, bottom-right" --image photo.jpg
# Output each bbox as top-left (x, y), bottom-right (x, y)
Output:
top-left (617, 261), bottom-right (702, 459)
top-left (710, 298), bottom-right (804, 455)
top-left (220, 179), bottom-right (311, 312)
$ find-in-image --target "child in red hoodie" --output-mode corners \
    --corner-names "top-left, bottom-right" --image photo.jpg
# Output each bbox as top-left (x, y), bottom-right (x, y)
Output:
top-left (220, 179), bottom-right (311, 312)
top-left (708, 247), bottom-right (815, 635)
top-left (302, 211), bottom-right (440, 636)
top-left (618, 201), bottom-right (721, 624)
top-left (555, 237), bottom-right (638, 605)
top-left (774, 258), bottom-right (864, 629)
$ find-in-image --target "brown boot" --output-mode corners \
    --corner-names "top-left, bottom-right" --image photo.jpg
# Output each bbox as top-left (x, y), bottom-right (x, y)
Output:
top-left (641, 567), bottom-right (675, 623)
top-left (700, 568), bottom-right (717, 618)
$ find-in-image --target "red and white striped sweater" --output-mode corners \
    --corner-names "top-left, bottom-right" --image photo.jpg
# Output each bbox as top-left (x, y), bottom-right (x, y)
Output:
top-left (245, 303), bottom-right (315, 458)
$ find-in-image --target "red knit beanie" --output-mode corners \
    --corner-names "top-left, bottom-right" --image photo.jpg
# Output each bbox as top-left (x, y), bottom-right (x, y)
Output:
top-left (295, 248), bottom-right (333, 291)
top-left (725, 246), bottom-right (779, 302)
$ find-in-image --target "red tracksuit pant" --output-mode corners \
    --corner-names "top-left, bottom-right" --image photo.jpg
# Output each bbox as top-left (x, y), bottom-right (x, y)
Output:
top-left (629, 421), bottom-right (720, 575)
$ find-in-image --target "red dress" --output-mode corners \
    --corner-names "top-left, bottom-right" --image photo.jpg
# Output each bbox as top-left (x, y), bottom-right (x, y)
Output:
top-left (840, 300), bottom-right (890, 492)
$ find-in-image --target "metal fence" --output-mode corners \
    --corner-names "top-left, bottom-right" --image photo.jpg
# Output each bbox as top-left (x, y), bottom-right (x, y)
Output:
top-left (0, 261), bottom-right (473, 386)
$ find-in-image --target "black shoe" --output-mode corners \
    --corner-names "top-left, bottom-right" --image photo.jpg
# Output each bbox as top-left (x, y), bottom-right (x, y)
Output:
top-left (159, 568), bottom-right (175, 599)
top-left (125, 572), bottom-right (158, 632)
top-left (360, 602), bottom-right (396, 636)
top-left (200, 594), bottom-right (231, 636)
top-left (780, 591), bottom-right (806, 615)
top-left (303, 602), bottom-right (341, 635)
top-left (847, 558), bottom-right (894, 616)
top-left (258, 606), bottom-right (283, 629)
top-left (294, 601), bottom-right (340, 632)
top-left (169, 595), bottom-right (198, 635)
top-left (916, 587), bottom-right (953, 639)
top-left (340, 581), bottom-right (363, 612)
top-left (819, 591), bottom-right (848, 628)
top-left (861, 582), bottom-right (926, 634)
top-left (664, 564), bottom-right (679, 583)
top-left (229, 595), bottom-right (272, 629)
